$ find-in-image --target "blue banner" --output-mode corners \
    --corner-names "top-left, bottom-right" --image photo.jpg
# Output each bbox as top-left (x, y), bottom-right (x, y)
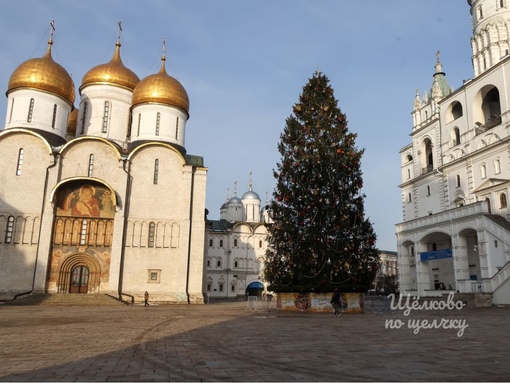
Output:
top-left (420, 248), bottom-right (453, 262)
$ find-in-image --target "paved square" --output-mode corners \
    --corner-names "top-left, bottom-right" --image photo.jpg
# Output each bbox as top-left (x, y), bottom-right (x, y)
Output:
top-left (0, 300), bottom-right (509, 381)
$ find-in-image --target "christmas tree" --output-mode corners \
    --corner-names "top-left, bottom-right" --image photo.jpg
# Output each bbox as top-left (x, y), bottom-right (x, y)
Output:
top-left (264, 71), bottom-right (380, 293)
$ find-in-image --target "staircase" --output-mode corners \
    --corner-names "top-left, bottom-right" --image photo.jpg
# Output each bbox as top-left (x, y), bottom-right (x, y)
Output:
top-left (2, 293), bottom-right (128, 306)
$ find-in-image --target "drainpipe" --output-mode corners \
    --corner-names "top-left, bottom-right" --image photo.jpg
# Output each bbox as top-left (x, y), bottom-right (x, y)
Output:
top-left (118, 157), bottom-right (134, 304)
top-left (186, 165), bottom-right (197, 304)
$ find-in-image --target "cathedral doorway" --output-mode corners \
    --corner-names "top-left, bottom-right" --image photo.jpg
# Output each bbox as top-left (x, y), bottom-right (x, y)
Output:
top-left (70, 265), bottom-right (89, 293)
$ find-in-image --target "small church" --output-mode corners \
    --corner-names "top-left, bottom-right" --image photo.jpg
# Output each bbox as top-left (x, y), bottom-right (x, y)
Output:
top-left (0, 23), bottom-right (208, 303)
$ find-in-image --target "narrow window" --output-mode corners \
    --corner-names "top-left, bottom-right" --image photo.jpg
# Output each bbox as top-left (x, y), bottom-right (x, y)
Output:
top-left (209, 238), bottom-right (213, 247)
top-left (148, 222), bottom-right (155, 248)
top-left (80, 102), bottom-right (88, 134)
top-left (219, 284), bottom-right (224, 292)
top-left (156, 112), bottom-right (160, 136)
top-left (16, 148), bottom-right (24, 176)
top-left (501, 193), bottom-right (507, 208)
top-left (5, 216), bottom-right (14, 243)
top-left (259, 240), bottom-right (263, 248)
top-left (102, 101), bottom-right (110, 133)
top-left (207, 284), bottom-right (211, 292)
top-left (217, 260), bottom-right (221, 268)
top-left (153, 159), bottom-right (159, 184)
top-left (481, 164), bottom-right (487, 179)
top-left (407, 169), bottom-right (411, 179)
top-left (80, 219), bottom-right (88, 245)
top-left (234, 238), bottom-right (238, 247)
top-left (9, 99), bottom-right (14, 123)
top-left (137, 114), bottom-right (141, 136)
top-left (408, 193), bottom-right (412, 203)
top-left (51, 104), bottom-right (57, 128)
top-left (427, 186), bottom-right (431, 196)
top-left (456, 175), bottom-right (461, 187)
top-left (175, 117), bottom-right (179, 140)
top-left (207, 260), bottom-right (210, 267)
top-left (454, 128), bottom-right (460, 146)
top-left (27, 98), bottom-right (34, 122)
top-left (234, 261), bottom-right (238, 268)
top-left (501, 0), bottom-right (505, 8)
top-left (88, 154), bottom-right (94, 177)
top-left (495, 240), bottom-right (498, 248)
top-left (231, 285), bottom-right (235, 292)
top-left (220, 239), bottom-right (223, 247)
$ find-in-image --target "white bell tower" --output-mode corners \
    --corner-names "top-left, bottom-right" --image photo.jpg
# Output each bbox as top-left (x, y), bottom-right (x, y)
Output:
top-left (469, 0), bottom-right (510, 76)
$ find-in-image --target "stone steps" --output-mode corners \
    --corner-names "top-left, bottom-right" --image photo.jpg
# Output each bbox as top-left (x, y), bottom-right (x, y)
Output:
top-left (2, 293), bottom-right (127, 306)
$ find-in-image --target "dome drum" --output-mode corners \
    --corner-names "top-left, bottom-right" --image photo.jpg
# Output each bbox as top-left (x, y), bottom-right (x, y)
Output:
top-left (130, 103), bottom-right (187, 145)
top-left (5, 89), bottom-right (73, 139)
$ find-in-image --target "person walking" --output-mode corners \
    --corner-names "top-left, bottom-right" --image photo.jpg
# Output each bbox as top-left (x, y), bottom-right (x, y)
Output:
top-left (331, 288), bottom-right (342, 317)
top-left (144, 291), bottom-right (150, 307)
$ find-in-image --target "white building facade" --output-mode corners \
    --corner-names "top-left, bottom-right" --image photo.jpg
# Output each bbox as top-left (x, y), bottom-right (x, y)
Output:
top-left (396, 0), bottom-right (510, 305)
top-left (0, 28), bottom-right (207, 304)
top-left (205, 181), bottom-right (271, 299)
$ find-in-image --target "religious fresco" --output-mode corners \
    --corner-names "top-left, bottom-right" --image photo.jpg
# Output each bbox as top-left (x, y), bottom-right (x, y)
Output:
top-left (48, 182), bottom-right (115, 293)
top-left (56, 184), bottom-right (115, 218)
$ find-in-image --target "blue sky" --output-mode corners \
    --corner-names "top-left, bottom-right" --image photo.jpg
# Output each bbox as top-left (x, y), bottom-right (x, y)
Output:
top-left (0, 1), bottom-right (474, 251)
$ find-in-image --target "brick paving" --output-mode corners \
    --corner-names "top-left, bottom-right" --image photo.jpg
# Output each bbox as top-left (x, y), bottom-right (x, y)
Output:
top-left (0, 298), bottom-right (509, 381)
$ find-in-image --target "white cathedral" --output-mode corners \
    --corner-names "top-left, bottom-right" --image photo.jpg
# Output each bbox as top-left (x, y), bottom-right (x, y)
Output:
top-left (396, 0), bottom-right (510, 305)
top-left (0, 26), bottom-right (208, 303)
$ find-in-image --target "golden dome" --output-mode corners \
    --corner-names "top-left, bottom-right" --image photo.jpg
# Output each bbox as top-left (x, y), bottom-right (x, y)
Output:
top-left (7, 40), bottom-right (75, 105)
top-left (80, 41), bottom-right (140, 92)
top-left (67, 108), bottom-right (78, 136)
top-left (132, 56), bottom-right (189, 114)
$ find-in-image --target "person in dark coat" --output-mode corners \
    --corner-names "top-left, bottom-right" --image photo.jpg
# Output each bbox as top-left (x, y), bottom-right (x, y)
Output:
top-left (331, 288), bottom-right (342, 317)
top-left (144, 291), bottom-right (150, 307)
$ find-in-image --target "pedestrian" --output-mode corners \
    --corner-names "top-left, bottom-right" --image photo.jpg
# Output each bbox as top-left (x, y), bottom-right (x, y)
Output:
top-left (331, 288), bottom-right (342, 317)
top-left (144, 291), bottom-right (149, 307)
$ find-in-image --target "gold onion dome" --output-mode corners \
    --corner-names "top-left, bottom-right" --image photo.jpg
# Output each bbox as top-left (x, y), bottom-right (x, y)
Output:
top-left (7, 39), bottom-right (76, 105)
top-left (132, 55), bottom-right (189, 114)
top-left (81, 41), bottom-right (140, 92)
top-left (67, 108), bottom-right (78, 136)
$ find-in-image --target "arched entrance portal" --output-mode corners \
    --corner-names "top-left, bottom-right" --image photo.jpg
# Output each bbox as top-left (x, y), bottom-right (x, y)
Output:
top-left (58, 254), bottom-right (102, 294)
top-left (70, 265), bottom-right (89, 293)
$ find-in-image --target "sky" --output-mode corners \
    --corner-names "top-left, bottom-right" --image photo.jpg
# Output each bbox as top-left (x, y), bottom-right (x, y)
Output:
top-left (0, 1), bottom-right (475, 251)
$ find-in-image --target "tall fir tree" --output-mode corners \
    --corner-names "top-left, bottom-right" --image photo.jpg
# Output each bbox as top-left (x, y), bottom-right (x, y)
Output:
top-left (264, 71), bottom-right (380, 293)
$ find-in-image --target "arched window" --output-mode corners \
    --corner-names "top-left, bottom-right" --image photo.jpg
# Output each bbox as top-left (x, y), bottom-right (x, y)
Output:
top-left (234, 261), bottom-right (238, 268)
top-left (217, 260), bottom-right (221, 268)
top-left (495, 158), bottom-right (501, 174)
top-left (153, 159), bottom-right (159, 184)
top-left (148, 222), bottom-right (155, 247)
top-left (27, 98), bottom-right (34, 122)
top-left (5, 216), bottom-right (14, 243)
top-left (102, 101), bottom-right (110, 133)
top-left (51, 104), bottom-right (57, 128)
top-left (456, 174), bottom-right (461, 187)
top-left (407, 169), bottom-right (411, 179)
top-left (220, 239), bottom-right (223, 247)
top-left (500, 193), bottom-right (507, 208)
top-left (234, 238), bottom-right (238, 247)
top-left (259, 240), bottom-right (263, 248)
top-left (156, 112), bottom-right (160, 136)
top-left (16, 148), bottom-right (23, 176)
top-left (88, 154), bottom-right (94, 177)
top-left (80, 102), bottom-right (88, 134)
top-left (8, 99), bottom-right (14, 123)
top-left (175, 117), bottom-right (179, 140)
top-left (209, 238), bottom-right (213, 247)
top-left (481, 164), bottom-right (487, 179)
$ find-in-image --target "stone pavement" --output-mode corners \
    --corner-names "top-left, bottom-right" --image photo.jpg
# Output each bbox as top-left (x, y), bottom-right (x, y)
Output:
top-left (0, 298), bottom-right (509, 382)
